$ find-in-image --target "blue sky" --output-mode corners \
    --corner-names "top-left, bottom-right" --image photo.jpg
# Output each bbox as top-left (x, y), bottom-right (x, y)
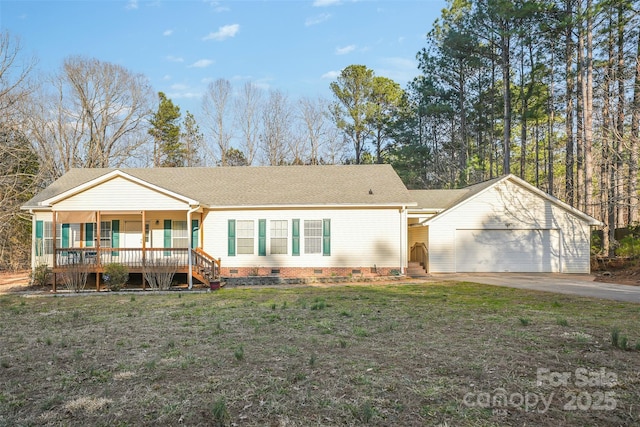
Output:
top-left (1, 0), bottom-right (446, 114)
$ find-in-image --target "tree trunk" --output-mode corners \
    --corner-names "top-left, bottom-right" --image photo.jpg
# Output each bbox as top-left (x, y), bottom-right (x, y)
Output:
top-left (629, 27), bottom-right (640, 224)
top-left (615, 2), bottom-right (625, 227)
top-left (583, 0), bottom-right (594, 219)
top-left (547, 48), bottom-right (555, 196)
top-left (520, 42), bottom-right (527, 179)
top-left (501, 29), bottom-right (512, 175)
top-left (565, 0), bottom-right (575, 206)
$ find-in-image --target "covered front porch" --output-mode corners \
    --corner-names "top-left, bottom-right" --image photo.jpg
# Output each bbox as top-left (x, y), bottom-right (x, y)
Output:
top-left (36, 209), bottom-right (220, 292)
top-left (28, 169), bottom-right (222, 291)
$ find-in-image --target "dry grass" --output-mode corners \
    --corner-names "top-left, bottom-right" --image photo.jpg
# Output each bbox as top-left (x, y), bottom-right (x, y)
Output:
top-left (0, 281), bottom-right (639, 426)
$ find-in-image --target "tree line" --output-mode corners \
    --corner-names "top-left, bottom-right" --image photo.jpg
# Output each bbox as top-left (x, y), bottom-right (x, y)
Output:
top-left (391, 0), bottom-right (640, 257)
top-left (2, 0), bottom-right (640, 268)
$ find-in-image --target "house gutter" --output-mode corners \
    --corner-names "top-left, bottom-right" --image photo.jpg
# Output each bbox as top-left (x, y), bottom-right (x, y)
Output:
top-left (187, 205), bottom-right (200, 290)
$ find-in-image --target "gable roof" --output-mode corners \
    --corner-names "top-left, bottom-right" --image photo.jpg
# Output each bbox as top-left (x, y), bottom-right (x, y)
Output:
top-left (409, 176), bottom-right (502, 210)
top-left (410, 174), bottom-right (601, 226)
top-left (22, 164), bottom-right (415, 210)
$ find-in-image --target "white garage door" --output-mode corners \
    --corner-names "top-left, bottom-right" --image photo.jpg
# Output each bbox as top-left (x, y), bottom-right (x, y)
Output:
top-left (455, 229), bottom-right (560, 273)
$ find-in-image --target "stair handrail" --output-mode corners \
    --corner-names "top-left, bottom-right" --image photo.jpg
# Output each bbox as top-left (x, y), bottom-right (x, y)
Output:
top-left (410, 242), bottom-right (428, 268)
top-left (192, 248), bottom-right (221, 279)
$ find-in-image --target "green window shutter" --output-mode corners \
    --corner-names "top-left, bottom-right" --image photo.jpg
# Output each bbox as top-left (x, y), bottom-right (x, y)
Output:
top-left (228, 219), bottom-right (236, 256)
top-left (164, 220), bottom-right (171, 256)
top-left (191, 219), bottom-right (199, 249)
top-left (322, 219), bottom-right (331, 256)
top-left (85, 223), bottom-right (94, 247)
top-left (61, 223), bottom-right (70, 257)
top-left (61, 223), bottom-right (70, 248)
top-left (35, 220), bottom-right (43, 256)
top-left (112, 220), bottom-right (120, 256)
top-left (258, 219), bottom-right (266, 256)
top-left (292, 219), bottom-right (300, 256)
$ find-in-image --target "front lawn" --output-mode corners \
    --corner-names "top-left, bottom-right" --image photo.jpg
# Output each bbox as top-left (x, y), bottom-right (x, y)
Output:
top-left (0, 282), bottom-right (638, 426)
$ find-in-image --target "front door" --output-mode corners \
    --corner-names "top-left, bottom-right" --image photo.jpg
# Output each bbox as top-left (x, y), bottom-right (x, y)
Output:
top-left (124, 221), bottom-right (142, 248)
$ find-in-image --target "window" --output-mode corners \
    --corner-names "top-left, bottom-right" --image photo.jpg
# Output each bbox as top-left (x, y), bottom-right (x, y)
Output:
top-left (100, 221), bottom-right (112, 248)
top-left (172, 220), bottom-right (188, 248)
top-left (43, 222), bottom-right (61, 255)
top-left (237, 220), bottom-right (254, 254)
top-left (270, 220), bottom-right (287, 254)
top-left (304, 220), bottom-right (322, 254)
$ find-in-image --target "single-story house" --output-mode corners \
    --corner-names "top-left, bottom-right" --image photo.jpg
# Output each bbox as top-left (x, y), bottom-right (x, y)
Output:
top-left (21, 166), bottom-right (600, 290)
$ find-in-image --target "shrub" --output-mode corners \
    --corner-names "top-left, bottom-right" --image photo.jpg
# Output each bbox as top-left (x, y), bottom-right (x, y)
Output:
top-left (31, 263), bottom-right (51, 287)
top-left (61, 262), bottom-right (90, 292)
top-left (143, 257), bottom-right (178, 290)
top-left (615, 235), bottom-right (640, 258)
top-left (103, 263), bottom-right (129, 291)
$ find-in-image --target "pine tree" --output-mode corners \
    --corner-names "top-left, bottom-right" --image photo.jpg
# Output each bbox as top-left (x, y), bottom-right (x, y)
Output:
top-left (149, 92), bottom-right (183, 167)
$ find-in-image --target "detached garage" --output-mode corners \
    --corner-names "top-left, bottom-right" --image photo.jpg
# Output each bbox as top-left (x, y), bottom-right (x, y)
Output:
top-left (408, 175), bottom-right (601, 274)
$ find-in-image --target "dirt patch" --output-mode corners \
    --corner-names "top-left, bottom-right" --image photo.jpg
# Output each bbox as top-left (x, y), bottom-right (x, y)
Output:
top-left (0, 270), bottom-right (37, 294)
top-left (593, 258), bottom-right (640, 286)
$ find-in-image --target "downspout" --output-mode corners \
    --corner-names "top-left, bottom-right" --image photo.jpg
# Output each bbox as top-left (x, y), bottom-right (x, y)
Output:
top-left (29, 209), bottom-right (35, 270)
top-left (400, 206), bottom-right (406, 275)
top-left (187, 205), bottom-right (200, 290)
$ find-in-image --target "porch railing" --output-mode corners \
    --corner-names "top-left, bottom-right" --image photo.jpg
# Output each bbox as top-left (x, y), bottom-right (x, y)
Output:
top-left (54, 247), bottom-right (190, 269)
top-left (193, 248), bottom-right (221, 282)
top-left (53, 247), bottom-right (220, 281)
top-left (410, 242), bottom-right (428, 269)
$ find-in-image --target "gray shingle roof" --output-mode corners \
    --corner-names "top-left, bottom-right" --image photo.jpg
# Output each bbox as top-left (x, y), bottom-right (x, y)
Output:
top-left (22, 164), bottom-right (415, 209)
top-left (409, 176), bottom-right (503, 210)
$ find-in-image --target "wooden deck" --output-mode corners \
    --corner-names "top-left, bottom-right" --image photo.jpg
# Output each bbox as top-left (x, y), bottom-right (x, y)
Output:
top-left (51, 247), bottom-right (220, 291)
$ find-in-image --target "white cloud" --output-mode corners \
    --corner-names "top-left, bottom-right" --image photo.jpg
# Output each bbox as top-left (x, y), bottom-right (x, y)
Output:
top-left (166, 55), bottom-right (184, 63)
top-left (163, 29), bottom-right (173, 36)
top-left (170, 83), bottom-right (189, 91)
top-left (321, 70), bottom-right (340, 79)
top-left (206, 1), bottom-right (230, 12)
top-left (125, 0), bottom-right (138, 10)
top-left (162, 75), bottom-right (172, 81)
top-left (335, 44), bottom-right (356, 55)
top-left (189, 59), bottom-right (214, 68)
top-left (167, 91), bottom-right (202, 100)
top-left (203, 24), bottom-right (240, 41)
top-left (313, 0), bottom-right (341, 6)
top-left (231, 75), bottom-right (254, 81)
top-left (305, 13), bottom-right (331, 26)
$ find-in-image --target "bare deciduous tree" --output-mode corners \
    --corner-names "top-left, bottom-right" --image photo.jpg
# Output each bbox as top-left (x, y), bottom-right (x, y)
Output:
top-left (298, 96), bottom-right (327, 165)
top-left (260, 90), bottom-right (293, 165)
top-left (24, 56), bottom-right (153, 180)
top-left (0, 32), bottom-right (39, 270)
top-left (0, 31), bottom-right (36, 126)
top-left (233, 81), bottom-right (262, 166)
top-left (202, 78), bottom-right (233, 166)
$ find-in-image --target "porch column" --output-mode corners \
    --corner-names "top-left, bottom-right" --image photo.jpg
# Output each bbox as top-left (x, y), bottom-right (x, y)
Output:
top-left (96, 211), bottom-right (101, 290)
top-left (52, 212), bottom-right (57, 292)
top-left (187, 209), bottom-right (193, 289)
top-left (141, 210), bottom-right (146, 290)
top-left (199, 212), bottom-right (204, 250)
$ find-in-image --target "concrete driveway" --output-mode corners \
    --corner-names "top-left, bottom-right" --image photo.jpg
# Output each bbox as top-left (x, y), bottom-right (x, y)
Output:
top-left (428, 273), bottom-right (640, 303)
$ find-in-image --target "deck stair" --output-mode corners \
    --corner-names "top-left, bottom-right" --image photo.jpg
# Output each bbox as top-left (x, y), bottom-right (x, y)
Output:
top-left (407, 261), bottom-right (429, 278)
top-left (192, 248), bottom-right (222, 288)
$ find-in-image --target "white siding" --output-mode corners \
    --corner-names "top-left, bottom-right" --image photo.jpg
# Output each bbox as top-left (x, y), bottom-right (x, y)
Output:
top-left (54, 176), bottom-right (189, 212)
top-left (202, 208), bottom-right (404, 269)
top-left (455, 229), bottom-right (560, 272)
top-left (427, 180), bottom-right (592, 273)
